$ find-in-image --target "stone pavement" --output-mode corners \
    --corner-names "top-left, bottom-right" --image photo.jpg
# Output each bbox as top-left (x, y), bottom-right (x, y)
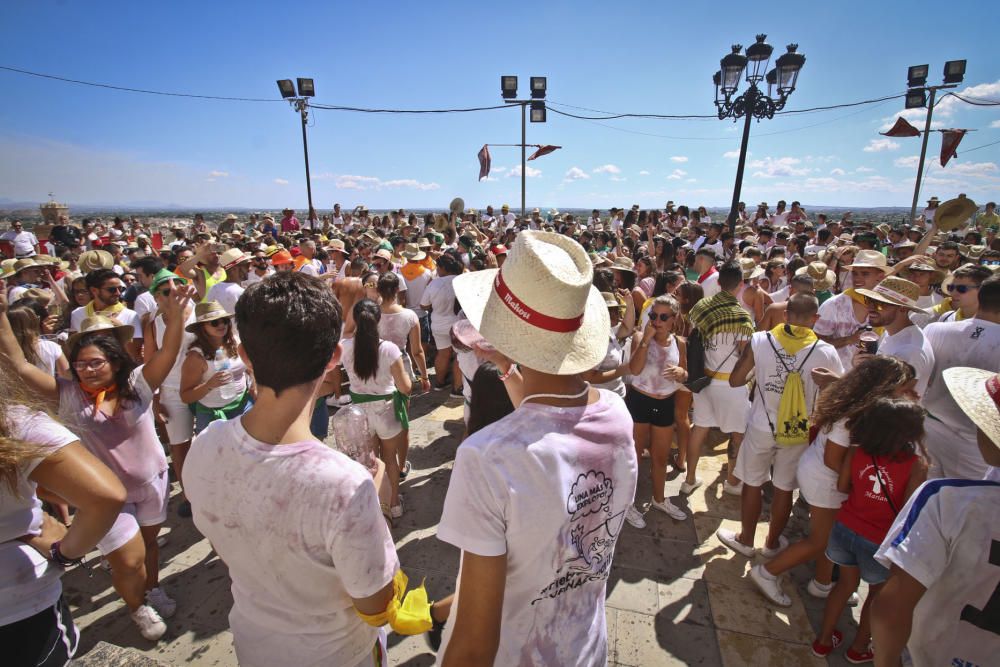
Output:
top-left (67, 389), bottom-right (866, 665)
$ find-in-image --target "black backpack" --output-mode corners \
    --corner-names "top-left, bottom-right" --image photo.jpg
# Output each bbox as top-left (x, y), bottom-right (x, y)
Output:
top-left (684, 328), bottom-right (711, 393)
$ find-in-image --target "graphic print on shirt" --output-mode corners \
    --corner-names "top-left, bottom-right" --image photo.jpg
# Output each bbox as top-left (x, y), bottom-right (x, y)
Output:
top-left (960, 539), bottom-right (1000, 636)
top-left (859, 462), bottom-right (894, 502)
top-left (532, 470), bottom-right (626, 605)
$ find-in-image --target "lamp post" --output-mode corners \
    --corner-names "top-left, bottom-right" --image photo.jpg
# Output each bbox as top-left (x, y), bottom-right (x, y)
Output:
top-left (501, 75), bottom-right (547, 221)
top-left (714, 35), bottom-right (805, 232)
top-left (904, 60), bottom-right (966, 223)
top-left (277, 78), bottom-right (316, 216)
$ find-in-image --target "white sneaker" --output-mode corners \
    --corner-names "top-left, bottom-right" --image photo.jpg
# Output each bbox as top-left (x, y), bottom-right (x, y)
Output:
top-left (680, 478), bottom-right (703, 495)
top-left (807, 578), bottom-right (834, 598)
top-left (847, 591), bottom-right (860, 607)
top-left (145, 587), bottom-right (176, 619)
top-left (723, 480), bottom-right (743, 496)
top-left (335, 395), bottom-right (352, 406)
top-left (131, 604), bottom-right (167, 641)
top-left (156, 533), bottom-right (169, 548)
top-left (761, 535), bottom-right (789, 559)
top-left (716, 528), bottom-right (756, 557)
top-left (390, 500), bottom-right (403, 519)
top-left (650, 498), bottom-right (687, 521)
top-left (325, 395), bottom-right (339, 407)
top-left (750, 563), bottom-right (792, 607)
top-left (624, 505), bottom-right (646, 529)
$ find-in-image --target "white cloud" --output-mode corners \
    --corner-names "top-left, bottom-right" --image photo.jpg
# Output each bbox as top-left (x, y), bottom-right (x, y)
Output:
top-left (948, 161), bottom-right (999, 177)
top-left (723, 150), bottom-right (740, 159)
top-left (894, 156), bottom-right (920, 169)
top-left (881, 79), bottom-right (1000, 130)
top-left (830, 168), bottom-right (846, 176)
top-left (610, 176), bottom-right (627, 182)
top-left (563, 167), bottom-right (590, 183)
top-left (686, 178), bottom-right (697, 183)
top-left (748, 156), bottom-right (810, 178)
top-left (208, 170), bottom-right (229, 178)
top-left (638, 170), bottom-right (650, 176)
top-left (991, 120), bottom-right (1000, 129)
top-left (492, 166), bottom-right (507, 173)
top-left (864, 138), bottom-right (900, 153)
top-left (592, 164), bottom-right (622, 175)
top-left (855, 166), bottom-right (877, 173)
top-left (666, 169), bottom-right (688, 180)
top-left (273, 178), bottom-right (289, 185)
top-left (312, 173), bottom-right (440, 191)
top-left (670, 156), bottom-right (688, 163)
top-left (508, 165), bottom-right (541, 178)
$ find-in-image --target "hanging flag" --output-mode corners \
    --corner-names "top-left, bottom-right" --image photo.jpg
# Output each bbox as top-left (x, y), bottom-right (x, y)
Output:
top-left (477, 144), bottom-right (491, 181)
top-left (940, 129), bottom-right (968, 167)
top-left (880, 117), bottom-right (921, 138)
top-left (527, 145), bottom-right (562, 161)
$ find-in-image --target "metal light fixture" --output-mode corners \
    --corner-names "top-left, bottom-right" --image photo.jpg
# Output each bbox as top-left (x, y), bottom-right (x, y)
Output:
top-left (501, 75), bottom-right (518, 99)
top-left (744, 34), bottom-right (773, 83)
top-left (720, 45), bottom-right (747, 96)
top-left (765, 69), bottom-right (777, 97)
top-left (905, 89), bottom-right (928, 109)
top-left (276, 79), bottom-right (296, 99)
top-left (530, 76), bottom-right (547, 99)
top-left (907, 64), bottom-right (929, 88)
top-left (774, 44), bottom-right (805, 96)
top-left (296, 78), bottom-right (315, 97)
top-left (713, 71), bottom-right (722, 105)
top-left (943, 59), bottom-right (967, 84)
top-left (530, 101), bottom-right (546, 123)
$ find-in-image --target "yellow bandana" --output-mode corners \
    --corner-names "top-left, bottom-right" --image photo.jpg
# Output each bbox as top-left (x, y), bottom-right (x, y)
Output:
top-left (844, 288), bottom-right (884, 335)
top-left (769, 324), bottom-right (818, 356)
top-left (84, 300), bottom-right (125, 318)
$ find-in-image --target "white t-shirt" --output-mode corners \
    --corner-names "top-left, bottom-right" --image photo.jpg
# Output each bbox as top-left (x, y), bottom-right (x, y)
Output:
top-left (133, 290), bottom-right (157, 327)
top-left (0, 408), bottom-right (78, 626)
top-left (503, 212), bottom-right (517, 230)
top-left (631, 335), bottom-right (682, 397)
top-left (747, 331), bottom-right (843, 434)
top-left (699, 271), bottom-right (720, 298)
top-left (377, 310), bottom-right (417, 353)
top-left (875, 476), bottom-right (1000, 667)
top-left (814, 292), bottom-right (867, 369)
top-left (402, 268), bottom-right (433, 318)
top-left (340, 339), bottom-right (402, 395)
top-left (205, 281), bottom-right (245, 319)
top-left (878, 325), bottom-right (935, 397)
top-left (244, 269), bottom-right (273, 286)
top-left (1, 230), bottom-right (39, 256)
top-left (184, 418), bottom-right (398, 667)
top-left (420, 274), bottom-right (459, 333)
top-left (154, 310), bottom-right (197, 389)
top-left (69, 305), bottom-right (142, 339)
top-left (438, 390), bottom-right (638, 666)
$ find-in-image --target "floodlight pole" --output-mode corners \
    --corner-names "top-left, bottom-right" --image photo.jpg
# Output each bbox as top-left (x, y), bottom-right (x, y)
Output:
top-left (521, 101), bottom-right (527, 221)
top-left (295, 98), bottom-right (315, 215)
top-left (907, 83), bottom-right (956, 224)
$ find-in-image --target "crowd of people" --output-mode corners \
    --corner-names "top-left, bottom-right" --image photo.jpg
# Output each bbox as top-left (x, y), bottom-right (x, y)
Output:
top-left (1, 197), bottom-right (999, 666)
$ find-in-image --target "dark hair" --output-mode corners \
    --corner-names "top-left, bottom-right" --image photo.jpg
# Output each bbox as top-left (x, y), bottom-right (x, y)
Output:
top-left (437, 253), bottom-right (463, 276)
top-left (6, 303), bottom-right (42, 366)
top-left (68, 334), bottom-right (140, 405)
top-left (978, 274), bottom-right (1000, 312)
top-left (191, 318), bottom-right (239, 360)
top-left (938, 241), bottom-right (960, 252)
top-left (352, 299), bottom-right (382, 381)
top-left (614, 266), bottom-right (636, 290)
top-left (786, 257), bottom-right (807, 276)
top-left (466, 362), bottom-right (515, 437)
top-left (131, 256), bottom-right (164, 278)
top-left (718, 262), bottom-right (742, 290)
top-left (850, 397), bottom-right (924, 459)
top-left (236, 272), bottom-right (342, 396)
top-left (652, 271), bottom-right (683, 298)
top-left (677, 281), bottom-right (704, 313)
top-left (377, 271), bottom-right (400, 301)
top-left (593, 268), bottom-right (615, 293)
top-left (952, 264), bottom-right (992, 285)
top-left (818, 229), bottom-right (832, 243)
top-left (84, 268), bottom-right (119, 290)
top-left (813, 357), bottom-right (916, 433)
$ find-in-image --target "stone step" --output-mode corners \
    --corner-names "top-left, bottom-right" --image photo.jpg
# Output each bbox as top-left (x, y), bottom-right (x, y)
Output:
top-left (72, 641), bottom-right (169, 666)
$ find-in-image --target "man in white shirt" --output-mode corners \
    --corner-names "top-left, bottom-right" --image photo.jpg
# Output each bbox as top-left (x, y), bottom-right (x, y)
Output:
top-left (69, 268), bottom-right (143, 359)
top-left (206, 249), bottom-right (251, 316)
top-left (501, 204), bottom-right (517, 231)
top-left (855, 276), bottom-right (936, 396)
top-left (814, 249), bottom-right (890, 368)
top-left (921, 196), bottom-right (939, 227)
top-left (295, 239), bottom-right (323, 276)
top-left (131, 256), bottom-right (165, 330)
top-left (770, 200), bottom-right (789, 228)
top-left (693, 248), bottom-right (720, 298)
top-left (2, 220), bottom-right (39, 258)
top-left (922, 274), bottom-right (1000, 479)
top-left (480, 205), bottom-right (496, 230)
top-left (331, 203), bottom-right (344, 228)
top-left (872, 366), bottom-right (1000, 667)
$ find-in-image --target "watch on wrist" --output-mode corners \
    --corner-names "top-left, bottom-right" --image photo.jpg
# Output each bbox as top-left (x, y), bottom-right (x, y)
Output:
top-left (50, 541), bottom-right (83, 568)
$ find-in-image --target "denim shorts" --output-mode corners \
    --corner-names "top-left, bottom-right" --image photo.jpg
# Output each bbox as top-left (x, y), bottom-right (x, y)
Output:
top-left (825, 521), bottom-right (889, 584)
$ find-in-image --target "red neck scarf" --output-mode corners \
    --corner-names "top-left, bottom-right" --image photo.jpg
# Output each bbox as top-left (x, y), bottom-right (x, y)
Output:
top-left (698, 266), bottom-right (718, 284)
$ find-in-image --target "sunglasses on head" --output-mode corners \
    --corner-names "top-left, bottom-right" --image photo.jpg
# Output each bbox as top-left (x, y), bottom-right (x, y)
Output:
top-left (947, 284), bottom-right (977, 294)
top-left (649, 312), bottom-right (675, 321)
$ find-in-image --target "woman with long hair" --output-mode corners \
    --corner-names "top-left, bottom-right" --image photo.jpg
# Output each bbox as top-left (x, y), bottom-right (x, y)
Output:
top-left (0, 362), bottom-right (125, 665)
top-left (59, 275), bottom-right (91, 332)
top-left (759, 258), bottom-right (786, 294)
top-left (0, 285), bottom-right (195, 641)
top-left (179, 301), bottom-right (252, 435)
top-left (420, 253), bottom-right (463, 390)
top-left (671, 281), bottom-right (705, 471)
top-left (7, 302), bottom-right (70, 378)
top-left (748, 357), bottom-right (919, 608)
top-left (340, 299), bottom-right (412, 518)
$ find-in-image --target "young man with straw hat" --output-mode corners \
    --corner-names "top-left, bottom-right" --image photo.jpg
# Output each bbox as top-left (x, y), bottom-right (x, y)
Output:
top-left (871, 366), bottom-right (1000, 667)
top-left (921, 274), bottom-right (1000, 480)
top-left (855, 276), bottom-right (936, 396)
top-left (438, 231), bottom-right (637, 665)
top-left (206, 248), bottom-right (252, 318)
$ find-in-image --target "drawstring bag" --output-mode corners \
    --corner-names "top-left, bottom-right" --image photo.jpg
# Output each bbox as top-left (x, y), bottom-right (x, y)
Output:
top-left (761, 333), bottom-right (819, 447)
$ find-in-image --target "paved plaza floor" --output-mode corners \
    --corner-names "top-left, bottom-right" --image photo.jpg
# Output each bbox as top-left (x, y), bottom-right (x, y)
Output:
top-left (68, 389), bottom-right (865, 666)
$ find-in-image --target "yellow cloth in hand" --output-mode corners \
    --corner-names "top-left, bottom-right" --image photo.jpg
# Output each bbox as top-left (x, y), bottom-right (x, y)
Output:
top-left (356, 570), bottom-right (433, 635)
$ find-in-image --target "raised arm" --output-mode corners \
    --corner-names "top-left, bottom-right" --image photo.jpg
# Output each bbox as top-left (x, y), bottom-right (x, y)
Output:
top-left (142, 286), bottom-right (195, 391)
top-left (0, 292), bottom-right (58, 401)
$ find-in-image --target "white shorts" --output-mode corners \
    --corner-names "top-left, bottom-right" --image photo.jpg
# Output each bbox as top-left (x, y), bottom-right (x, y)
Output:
top-left (431, 327), bottom-right (452, 350)
top-left (732, 427), bottom-right (806, 491)
top-left (692, 381), bottom-right (749, 434)
top-left (358, 400), bottom-right (404, 440)
top-left (96, 470), bottom-right (169, 555)
top-left (797, 444), bottom-right (848, 509)
top-left (159, 386), bottom-right (194, 446)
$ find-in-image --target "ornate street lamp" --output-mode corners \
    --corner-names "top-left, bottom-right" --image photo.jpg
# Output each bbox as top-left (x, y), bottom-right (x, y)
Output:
top-left (715, 36), bottom-right (805, 231)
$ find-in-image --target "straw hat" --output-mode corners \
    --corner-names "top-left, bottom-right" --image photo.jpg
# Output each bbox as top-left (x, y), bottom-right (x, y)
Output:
top-left (220, 248), bottom-right (252, 270)
top-left (738, 257), bottom-right (764, 281)
top-left (844, 249), bottom-right (891, 273)
top-left (402, 243), bottom-right (426, 261)
top-left (78, 249), bottom-right (115, 274)
top-left (0, 258), bottom-right (17, 280)
top-left (12, 258), bottom-right (41, 275)
top-left (223, 213), bottom-right (238, 222)
top-left (854, 276), bottom-right (925, 312)
top-left (452, 231), bottom-right (609, 375)
top-left (417, 238), bottom-right (432, 250)
top-left (373, 248), bottom-right (393, 262)
top-left (960, 244), bottom-right (987, 260)
top-left (588, 252), bottom-right (611, 268)
top-left (934, 195), bottom-right (978, 232)
top-left (943, 367), bottom-right (1000, 447)
top-left (185, 301), bottom-right (234, 333)
top-left (327, 239), bottom-right (346, 253)
top-left (610, 257), bottom-right (635, 274)
top-left (796, 262), bottom-right (837, 291)
top-left (600, 291), bottom-right (624, 310)
top-left (902, 257), bottom-right (947, 284)
top-left (66, 315), bottom-right (134, 351)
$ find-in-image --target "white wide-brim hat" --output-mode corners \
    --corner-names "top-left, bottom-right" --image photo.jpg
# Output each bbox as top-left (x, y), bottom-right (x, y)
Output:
top-left (943, 367), bottom-right (1000, 447)
top-left (452, 230), bottom-right (609, 375)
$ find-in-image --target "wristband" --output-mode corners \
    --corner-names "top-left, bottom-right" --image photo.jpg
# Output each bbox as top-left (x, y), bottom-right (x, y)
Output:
top-left (50, 541), bottom-right (83, 568)
top-left (497, 365), bottom-right (517, 382)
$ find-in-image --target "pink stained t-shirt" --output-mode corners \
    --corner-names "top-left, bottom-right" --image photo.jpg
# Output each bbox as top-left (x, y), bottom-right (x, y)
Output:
top-left (57, 366), bottom-right (167, 498)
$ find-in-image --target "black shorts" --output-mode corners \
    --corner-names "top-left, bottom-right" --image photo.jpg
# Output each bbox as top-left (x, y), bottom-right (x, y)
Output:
top-left (625, 387), bottom-right (677, 427)
top-left (0, 595), bottom-right (78, 667)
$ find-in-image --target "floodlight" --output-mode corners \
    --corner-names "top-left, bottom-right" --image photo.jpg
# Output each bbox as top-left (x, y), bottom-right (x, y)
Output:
top-left (905, 90), bottom-right (927, 109)
top-left (501, 75), bottom-right (518, 99)
top-left (530, 101), bottom-right (546, 123)
top-left (276, 79), bottom-right (296, 99)
top-left (907, 64), bottom-right (928, 88)
top-left (943, 59), bottom-right (966, 84)
top-left (530, 76), bottom-right (547, 99)
top-left (296, 78), bottom-right (315, 97)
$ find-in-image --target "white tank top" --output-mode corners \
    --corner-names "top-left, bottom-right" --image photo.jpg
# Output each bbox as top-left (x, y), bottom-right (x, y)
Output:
top-left (631, 336), bottom-right (681, 397)
top-left (192, 348), bottom-right (248, 408)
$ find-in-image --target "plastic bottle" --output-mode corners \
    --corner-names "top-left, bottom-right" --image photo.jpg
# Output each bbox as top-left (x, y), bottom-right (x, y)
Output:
top-left (214, 349), bottom-right (237, 400)
top-left (329, 405), bottom-right (379, 475)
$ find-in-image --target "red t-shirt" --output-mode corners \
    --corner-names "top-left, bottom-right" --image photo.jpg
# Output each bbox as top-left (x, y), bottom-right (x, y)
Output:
top-left (838, 449), bottom-right (917, 543)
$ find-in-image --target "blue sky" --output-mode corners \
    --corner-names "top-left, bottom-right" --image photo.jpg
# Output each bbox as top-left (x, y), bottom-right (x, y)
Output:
top-left (1, 1), bottom-right (998, 210)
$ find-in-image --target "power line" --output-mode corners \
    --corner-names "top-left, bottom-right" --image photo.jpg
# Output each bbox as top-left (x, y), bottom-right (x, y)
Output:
top-left (310, 103), bottom-right (511, 113)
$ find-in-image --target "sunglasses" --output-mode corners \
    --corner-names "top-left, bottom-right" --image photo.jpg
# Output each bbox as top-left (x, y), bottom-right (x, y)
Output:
top-left (101, 285), bottom-right (126, 293)
top-left (72, 358), bottom-right (109, 372)
top-left (157, 288), bottom-right (173, 297)
top-left (363, 282), bottom-right (378, 289)
top-left (947, 284), bottom-right (978, 294)
top-left (864, 297), bottom-right (892, 312)
top-left (206, 318), bottom-right (230, 328)
top-left (649, 313), bottom-right (675, 322)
